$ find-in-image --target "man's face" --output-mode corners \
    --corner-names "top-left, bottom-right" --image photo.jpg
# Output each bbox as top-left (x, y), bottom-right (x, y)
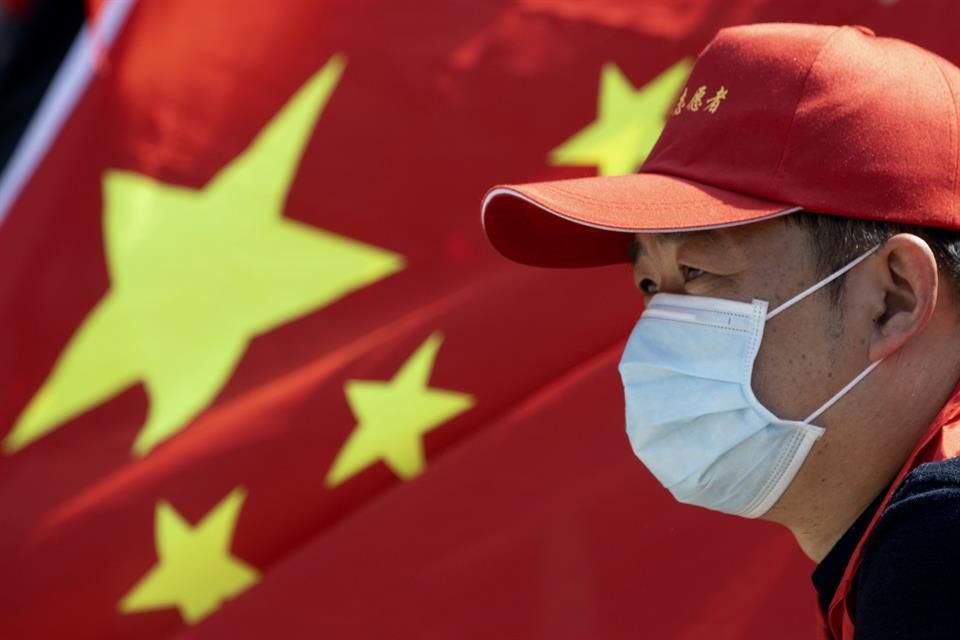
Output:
top-left (629, 218), bottom-right (873, 427)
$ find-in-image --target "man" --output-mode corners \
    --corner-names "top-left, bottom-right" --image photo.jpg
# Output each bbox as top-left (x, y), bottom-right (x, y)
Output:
top-left (480, 23), bottom-right (960, 639)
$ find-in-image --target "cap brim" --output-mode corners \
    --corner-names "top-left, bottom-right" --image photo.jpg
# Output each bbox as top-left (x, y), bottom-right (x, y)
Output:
top-left (481, 172), bottom-right (801, 268)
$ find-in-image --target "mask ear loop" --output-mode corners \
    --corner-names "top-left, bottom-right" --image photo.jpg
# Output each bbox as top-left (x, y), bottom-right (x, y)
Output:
top-left (766, 244), bottom-right (881, 320)
top-left (762, 243), bottom-right (883, 425)
top-left (802, 359), bottom-right (882, 424)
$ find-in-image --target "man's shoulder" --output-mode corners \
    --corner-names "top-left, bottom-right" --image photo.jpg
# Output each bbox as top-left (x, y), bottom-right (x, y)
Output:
top-left (852, 456), bottom-right (960, 636)
top-left (866, 456), bottom-right (960, 552)
top-left (884, 456), bottom-right (960, 513)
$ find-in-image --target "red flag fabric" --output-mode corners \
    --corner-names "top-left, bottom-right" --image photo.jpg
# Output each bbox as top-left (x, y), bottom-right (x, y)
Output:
top-left (2, 1), bottom-right (959, 638)
top-left (1, 0), bottom-right (30, 16)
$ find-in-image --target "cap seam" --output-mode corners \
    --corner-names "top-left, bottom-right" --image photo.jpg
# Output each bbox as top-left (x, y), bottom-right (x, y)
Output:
top-left (536, 180), bottom-right (787, 210)
top-left (773, 25), bottom-right (847, 184)
top-left (483, 186), bottom-right (801, 235)
top-left (930, 56), bottom-right (960, 221)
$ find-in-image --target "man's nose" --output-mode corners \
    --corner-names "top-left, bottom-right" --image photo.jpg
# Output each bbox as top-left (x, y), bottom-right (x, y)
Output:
top-left (633, 235), bottom-right (686, 295)
top-left (635, 267), bottom-right (686, 296)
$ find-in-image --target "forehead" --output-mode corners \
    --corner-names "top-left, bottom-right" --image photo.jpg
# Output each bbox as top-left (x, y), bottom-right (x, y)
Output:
top-left (628, 219), bottom-right (816, 277)
top-left (628, 229), bottom-right (732, 263)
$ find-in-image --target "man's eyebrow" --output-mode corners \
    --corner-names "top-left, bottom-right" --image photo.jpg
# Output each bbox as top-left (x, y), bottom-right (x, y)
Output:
top-left (627, 230), bottom-right (720, 264)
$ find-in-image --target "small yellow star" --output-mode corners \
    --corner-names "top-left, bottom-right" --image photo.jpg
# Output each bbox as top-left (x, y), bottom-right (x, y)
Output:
top-left (325, 332), bottom-right (474, 486)
top-left (119, 488), bottom-right (259, 625)
top-left (549, 59), bottom-right (692, 176)
top-left (4, 53), bottom-right (405, 457)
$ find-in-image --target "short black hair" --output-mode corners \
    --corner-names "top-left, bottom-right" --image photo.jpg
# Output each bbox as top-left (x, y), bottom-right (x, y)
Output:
top-left (785, 211), bottom-right (960, 304)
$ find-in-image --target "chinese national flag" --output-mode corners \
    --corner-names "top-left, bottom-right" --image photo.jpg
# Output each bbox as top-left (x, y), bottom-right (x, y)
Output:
top-left (1, 1), bottom-right (958, 638)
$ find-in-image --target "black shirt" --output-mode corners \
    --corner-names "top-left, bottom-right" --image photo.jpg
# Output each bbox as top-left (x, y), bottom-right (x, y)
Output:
top-left (811, 456), bottom-right (960, 639)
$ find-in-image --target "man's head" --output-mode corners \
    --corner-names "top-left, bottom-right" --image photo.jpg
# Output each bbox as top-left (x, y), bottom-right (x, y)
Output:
top-left (479, 22), bottom-right (960, 559)
top-left (622, 213), bottom-right (960, 554)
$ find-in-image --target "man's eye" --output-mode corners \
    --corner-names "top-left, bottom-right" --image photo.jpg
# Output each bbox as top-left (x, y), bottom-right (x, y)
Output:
top-left (681, 266), bottom-right (706, 281)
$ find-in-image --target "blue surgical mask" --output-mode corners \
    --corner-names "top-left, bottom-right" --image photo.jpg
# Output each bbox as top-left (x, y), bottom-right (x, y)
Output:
top-left (617, 246), bottom-right (881, 518)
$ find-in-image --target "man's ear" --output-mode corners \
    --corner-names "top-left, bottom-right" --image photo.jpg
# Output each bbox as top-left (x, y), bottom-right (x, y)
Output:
top-left (868, 234), bottom-right (939, 362)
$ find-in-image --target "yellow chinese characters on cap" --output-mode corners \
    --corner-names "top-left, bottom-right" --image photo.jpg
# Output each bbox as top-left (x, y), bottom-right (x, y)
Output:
top-left (673, 85), bottom-right (728, 115)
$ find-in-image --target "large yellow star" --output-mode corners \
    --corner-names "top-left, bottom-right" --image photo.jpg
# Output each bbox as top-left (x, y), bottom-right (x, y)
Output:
top-left (5, 54), bottom-right (405, 456)
top-left (325, 332), bottom-right (474, 486)
top-left (120, 487), bottom-right (258, 625)
top-left (549, 59), bottom-right (692, 176)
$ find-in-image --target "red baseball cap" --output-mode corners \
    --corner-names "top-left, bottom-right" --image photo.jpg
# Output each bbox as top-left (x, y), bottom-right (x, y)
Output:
top-left (481, 23), bottom-right (960, 268)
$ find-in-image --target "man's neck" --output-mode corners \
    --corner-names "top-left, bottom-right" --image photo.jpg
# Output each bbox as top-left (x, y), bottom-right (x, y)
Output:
top-left (767, 364), bottom-right (960, 564)
top-left (791, 481), bottom-right (887, 564)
